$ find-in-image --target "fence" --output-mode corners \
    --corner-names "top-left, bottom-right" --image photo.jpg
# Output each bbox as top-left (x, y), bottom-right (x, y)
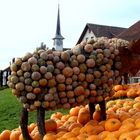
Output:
top-left (129, 77), bottom-right (140, 83)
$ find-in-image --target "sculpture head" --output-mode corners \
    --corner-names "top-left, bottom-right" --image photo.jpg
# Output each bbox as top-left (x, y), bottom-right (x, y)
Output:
top-left (118, 39), bottom-right (140, 76)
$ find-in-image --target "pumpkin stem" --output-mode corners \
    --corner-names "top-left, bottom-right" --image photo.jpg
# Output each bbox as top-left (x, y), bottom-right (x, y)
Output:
top-left (20, 107), bottom-right (32, 140)
top-left (89, 102), bottom-right (95, 119)
top-left (37, 107), bottom-right (46, 139)
top-left (99, 100), bottom-right (106, 120)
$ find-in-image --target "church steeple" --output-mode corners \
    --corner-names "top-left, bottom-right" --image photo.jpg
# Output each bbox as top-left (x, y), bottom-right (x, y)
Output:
top-left (53, 4), bottom-right (64, 51)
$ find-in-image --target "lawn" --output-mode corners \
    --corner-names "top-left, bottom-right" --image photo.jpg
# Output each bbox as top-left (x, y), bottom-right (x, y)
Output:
top-left (0, 88), bottom-right (69, 133)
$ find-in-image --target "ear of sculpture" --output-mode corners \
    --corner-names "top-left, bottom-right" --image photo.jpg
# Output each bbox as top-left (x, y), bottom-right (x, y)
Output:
top-left (128, 39), bottom-right (140, 54)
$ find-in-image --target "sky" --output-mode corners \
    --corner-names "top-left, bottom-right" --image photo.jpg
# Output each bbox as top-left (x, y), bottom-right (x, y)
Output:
top-left (0, 0), bottom-right (140, 70)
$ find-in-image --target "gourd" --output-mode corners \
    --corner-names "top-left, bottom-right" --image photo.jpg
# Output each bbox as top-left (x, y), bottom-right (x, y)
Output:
top-left (7, 37), bottom-right (129, 111)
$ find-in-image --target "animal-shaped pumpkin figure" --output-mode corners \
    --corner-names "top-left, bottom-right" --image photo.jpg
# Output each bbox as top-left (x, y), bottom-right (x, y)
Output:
top-left (7, 37), bottom-right (140, 140)
top-left (118, 38), bottom-right (140, 83)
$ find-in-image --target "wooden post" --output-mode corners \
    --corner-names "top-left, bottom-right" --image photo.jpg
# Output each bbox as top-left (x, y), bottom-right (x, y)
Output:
top-left (37, 107), bottom-right (46, 140)
top-left (89, 102), bottom-right (95, 119)
top-left (99, 100), bottom-right (106, 120)
top-left (124, 73), bottom-right (129, 84)
top-left (20, 107), bottom-right (32, 140)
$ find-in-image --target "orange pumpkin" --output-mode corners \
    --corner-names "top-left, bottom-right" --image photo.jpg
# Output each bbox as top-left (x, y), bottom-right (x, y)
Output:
top-left (63, 120), bottom-right (76, 130)
top-left (57, 138), bottom-right (67, 140)
top-left (10, 130), bottom-right (21, 140)
top-left (77, 108), bottom-right (90, 125)
top-left (122, 118), bottom-right (135, 125)
top-left (62, 132), bottom-right (76, 138)
top-left (93, 110), bottom-right (101, 121)
top-left (30, 131), bottom-right (41, 140)
top-left (104, 133), bottom-right (118, 140)
top-left (69, 106), bottom-right (81, 116)
top-left (43, 133), bottom-right (57, 140)
top-left (87, 135), bottom-right (100, 140)
top-left (135, 96), bottom-right (140, 102)
top-left (45, 119), bottom-right (57, 132)
top-left (68, 116), bottom-right (78, 122)
top-left (111, 130), bottom-right (121, 139)
top-left (85, 120), bottom-right (98, 127)
top-left (119, 122), bottom-right (135, 133)
top-left (56, 131), bottom-right (66, 138)
top-left (51, 112), bottom-right (63, 120)
top-left (105, 118), bottom-right (121, 132)
top-left (77, 133), bottom-right (89, 140)
top-left (56, 127), bottom-right (68, 133)
top-left (68, 122), bottom-right (82, 131)
top-left (61, 114), bottom-right (70, 121)
top-left (19, 134), bottom-right (24, 140)
top-left (98, 131), bottom-right (111, 139)
top-left (113, 85), bottom-right (123, 91)
top-left (0, 130), bottom-right (11, 140)
top-left (133, 102), bottom-right (140, 109)
top-left (71, 127), bottom-right (81, 136)
top-left (135, 135), bottom-right (140, 140)
top-left (67, 137), bottom-right (79, 140)
top-left (119, 129), bottom-right (140, 140)
top-left (135, 118), bottom-right (140, 129)
top-left (127, 89), bottom-right (137, 98)
top-left (28, 123), bottom-right (37, 133)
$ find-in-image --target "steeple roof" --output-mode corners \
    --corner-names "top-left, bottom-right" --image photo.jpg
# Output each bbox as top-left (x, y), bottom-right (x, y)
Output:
top-left (53, 4), bottom-right (64, 40)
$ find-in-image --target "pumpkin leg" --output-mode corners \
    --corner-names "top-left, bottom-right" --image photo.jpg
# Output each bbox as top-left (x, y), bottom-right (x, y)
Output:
top-left (37, 107), bottom-right (46, 139)
top-left (89, 102), bottom-right (95, 119)
top-left (99, 100), bottom-right (106, 120)
top-left (20, 107), bottom-right (32, 140)
top-left (124, 73), bottom-right (129, 84)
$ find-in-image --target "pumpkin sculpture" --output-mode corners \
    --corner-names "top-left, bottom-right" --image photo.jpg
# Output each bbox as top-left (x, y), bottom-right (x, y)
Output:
top-left (7, 37), bottom-right (140, 140)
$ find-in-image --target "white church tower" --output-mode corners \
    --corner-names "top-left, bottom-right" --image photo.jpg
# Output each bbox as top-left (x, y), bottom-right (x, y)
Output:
top-left (53, 5), bottom-right (64, 51)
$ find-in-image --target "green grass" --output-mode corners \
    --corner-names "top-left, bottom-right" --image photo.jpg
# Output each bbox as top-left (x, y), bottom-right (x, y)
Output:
top-left (0, 88), bottom-right (69, 133)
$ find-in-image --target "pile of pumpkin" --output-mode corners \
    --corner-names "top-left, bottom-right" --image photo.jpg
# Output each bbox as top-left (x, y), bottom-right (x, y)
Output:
top-left (111, 82), bottom-right (140, 99)
top-left (1, 95), bottom-right (140, 140)
top-left (7, 37), bottom-right (129, 111)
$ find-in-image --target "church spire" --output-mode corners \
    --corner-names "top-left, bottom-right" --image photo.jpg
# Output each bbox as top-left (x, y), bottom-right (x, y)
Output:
top-left (53, 4), bottom-right (64, 51)
top-left (56, 4), bottom-right (61, 36)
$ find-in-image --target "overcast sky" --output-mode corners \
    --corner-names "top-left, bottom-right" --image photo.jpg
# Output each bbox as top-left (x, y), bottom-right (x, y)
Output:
top-left (0, 0), bottom-right (140, 69)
